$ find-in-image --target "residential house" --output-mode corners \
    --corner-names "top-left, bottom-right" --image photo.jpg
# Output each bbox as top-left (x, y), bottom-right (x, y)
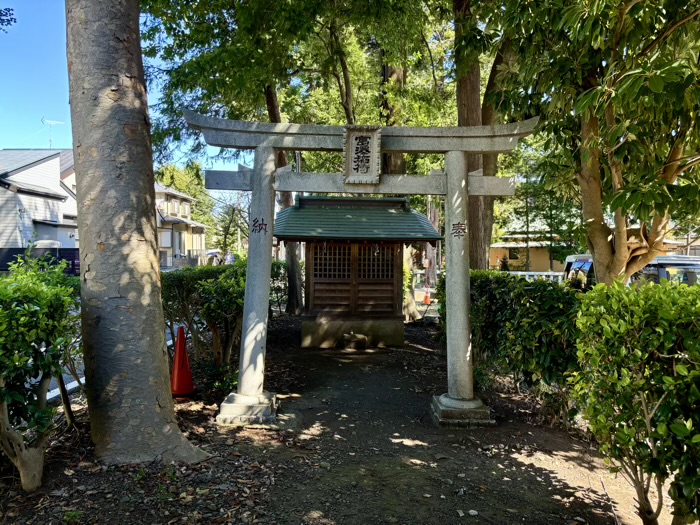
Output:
top-left (0, 149), bottom-right (79, 248)
top-left (155, 183), bottom-right (208, 268)
top-left (1, 149), bottom-right (207, 270)
top-left (490, 238), bottom-right (567, 272)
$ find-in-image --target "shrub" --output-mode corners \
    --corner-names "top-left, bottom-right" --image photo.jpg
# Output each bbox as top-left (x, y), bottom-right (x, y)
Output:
top-left (436, 271), bottom-right (581, 413)
top-left (161, 265), bottom-right (230, 359)
top-left (0, 263), bottom-right (78, 491)
top-left (198, 262), bottom-right (246, 367)
top-left (572, 282), bottom-right (700, 525)
top-left (270, 260), bottom-right (288, 312)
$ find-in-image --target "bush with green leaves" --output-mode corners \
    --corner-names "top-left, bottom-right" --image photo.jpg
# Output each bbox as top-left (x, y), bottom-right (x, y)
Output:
top-left (270, 260), bottom-right (288, 312)
top-left (0, 259), bottom-right (78, 491)
top-left (572, 282), bottom-right (700, 525)
top-left (198, 262), bottom-right (247, 368)
top-left (161, 265), bottom-right (230, 359)
top-left (436, 271), bottom-right (581, 414)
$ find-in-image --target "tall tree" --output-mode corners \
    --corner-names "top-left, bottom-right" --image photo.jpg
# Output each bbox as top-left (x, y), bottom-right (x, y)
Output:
top-left (141, 0), bottom-right (313, 313)
top-left (66, 0), bottom-right (206, 463)
top-left (492, 0), bottom-right (700, 285)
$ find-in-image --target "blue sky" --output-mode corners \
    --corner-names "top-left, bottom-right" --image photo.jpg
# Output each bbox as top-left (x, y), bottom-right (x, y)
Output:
top-left (0, 0), bottom-right (73, 150)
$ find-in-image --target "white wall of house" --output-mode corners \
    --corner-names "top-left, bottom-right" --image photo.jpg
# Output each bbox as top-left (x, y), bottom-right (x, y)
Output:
top-left (17, 193), bottom-right (62, 246)
top-left (56, 226), bottom-right (78, 248)
top-left (6, 156), bottom-right (62, 191)
top-left (0, 187), bottom-right (20, 247)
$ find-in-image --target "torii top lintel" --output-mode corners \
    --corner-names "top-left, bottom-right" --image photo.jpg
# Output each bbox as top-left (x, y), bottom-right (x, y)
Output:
top-left (183, 110), bottom-right (538, 154)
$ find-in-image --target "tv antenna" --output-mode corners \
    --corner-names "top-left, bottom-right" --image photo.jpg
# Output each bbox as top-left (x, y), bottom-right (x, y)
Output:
top-left (41, 117), bottom-right (64, 149)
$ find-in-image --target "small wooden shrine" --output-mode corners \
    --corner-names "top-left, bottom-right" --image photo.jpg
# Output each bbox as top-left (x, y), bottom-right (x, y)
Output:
top-left (275, 196), bottom-right (441, 348)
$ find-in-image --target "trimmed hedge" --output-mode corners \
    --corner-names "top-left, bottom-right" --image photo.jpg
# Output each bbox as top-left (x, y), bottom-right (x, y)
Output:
top-left (437, 272), bottom-right (700, 522)
top-left (572, 282), bottom-right (700, 524)
top-left (161, 262), bottom-right (246, 367)
top-left (436, 271), bottom-right (580, 407)
top-left (0, 257), bottom-right (79, 491)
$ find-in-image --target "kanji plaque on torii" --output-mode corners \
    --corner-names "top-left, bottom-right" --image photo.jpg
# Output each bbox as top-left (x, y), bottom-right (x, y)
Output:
top-left (343, 126), bottom-right (381, 184)
top-left (185, 110), bottom-right (537, 428)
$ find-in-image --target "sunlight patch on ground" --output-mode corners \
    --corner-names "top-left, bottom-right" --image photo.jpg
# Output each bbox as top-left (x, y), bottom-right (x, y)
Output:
top-left (302, 510), bottom-right (336, 524)
top-left (390, 435), bottom-right (430, 447)
top-left (403, 458), bottom-right (438, 468)
top-left (299, 421), bottom-right (329, 441)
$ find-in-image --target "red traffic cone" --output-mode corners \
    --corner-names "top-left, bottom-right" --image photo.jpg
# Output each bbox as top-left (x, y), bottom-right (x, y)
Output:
top-left (171, 326), bottom-right (195, 398)
top-left (422, 289), bottom-right (431, 305)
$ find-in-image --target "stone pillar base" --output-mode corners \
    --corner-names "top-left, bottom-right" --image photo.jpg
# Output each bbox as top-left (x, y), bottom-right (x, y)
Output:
top-left (431, 394), bottom-right (495, 428)
top-left (216, 391), bottom-right (277, 426)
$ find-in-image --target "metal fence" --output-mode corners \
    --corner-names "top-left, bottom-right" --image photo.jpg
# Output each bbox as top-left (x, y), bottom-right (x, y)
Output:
top-left (0, 248), bottom-right (80, 275)
top-left (507, 271), bottom-right (565, 283)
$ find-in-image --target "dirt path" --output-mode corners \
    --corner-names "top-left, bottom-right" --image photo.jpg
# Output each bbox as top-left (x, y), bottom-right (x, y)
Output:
top-left (250, 320), bottom-right (666, 525)
top-left (1, 318), bottom-right (671, 525)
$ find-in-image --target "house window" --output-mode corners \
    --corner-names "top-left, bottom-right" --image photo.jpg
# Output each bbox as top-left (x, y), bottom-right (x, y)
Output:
top-left (159, 231), bottom-right (172, 248)
top-left (177, 231), bottom-right (186, 255)
top-left (181, 201), bottom-right (190, 217)
top-left (169, 200), bottom-right (179, 216)
top-left (508, 248), bottom-right (520, 260)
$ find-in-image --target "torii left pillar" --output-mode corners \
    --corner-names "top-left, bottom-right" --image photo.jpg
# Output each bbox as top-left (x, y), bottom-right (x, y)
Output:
top-left (216, 147), bottom-right (278, 424)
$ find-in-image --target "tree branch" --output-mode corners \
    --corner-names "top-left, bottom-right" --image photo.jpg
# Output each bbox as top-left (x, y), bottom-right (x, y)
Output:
top-left (614, 8), bottom-right (700, 82)
top-left (421, 30), bottom-right (439, 91)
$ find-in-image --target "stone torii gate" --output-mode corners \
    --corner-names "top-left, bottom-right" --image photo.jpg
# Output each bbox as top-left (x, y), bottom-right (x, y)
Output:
top-left (184, 110), bottom-right (537, 427)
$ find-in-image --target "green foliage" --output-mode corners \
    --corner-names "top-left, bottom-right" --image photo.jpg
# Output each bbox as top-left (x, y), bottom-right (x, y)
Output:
top-left (1, 256), bottom-right (80, 431)
top-left (498, 256), bottom-right (510, 272)
top-left (0, 253), bottom-right (79, 490)
top-left (436, 271), bottom-right (581, 413)
top-left (62, 511), bottom-right (84, 523)
top-left (270, 260), bottom-right (288, 311)
top-left (490, 0), bottom-right (700, 280)
top-left (0, 7), bottom-right (15, 33)
top-left (161, 265), bottom-right (231, 358)
top-left (161, 258), bottom-right (288, 369)
top-left (572, 282), bottom-right (700, 523)
top-left (197, 262), bottom-right (247, 367)
top-left (210, 364), bottom-right (240, 398)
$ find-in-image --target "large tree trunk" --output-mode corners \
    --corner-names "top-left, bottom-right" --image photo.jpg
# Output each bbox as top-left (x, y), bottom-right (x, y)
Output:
top-left (479, 43), bottom-right (508, 271)
top-left (264, 86), bottom-right (303, 315)
top-left (454, 0), bottom-right (488, 270)
top-left (66, 0), bottom-right (206, 464)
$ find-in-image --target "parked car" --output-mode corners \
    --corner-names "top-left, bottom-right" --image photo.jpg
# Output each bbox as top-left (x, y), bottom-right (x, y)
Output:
top-left (563, 254), bottom-right (700, 287)
top-left (563, 254), bottom-right (595, 289)
top-left (633, 255), bottom-right (700, 285)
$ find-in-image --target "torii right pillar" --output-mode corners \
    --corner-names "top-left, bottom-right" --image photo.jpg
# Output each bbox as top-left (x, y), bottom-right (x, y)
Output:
top-left (432, 150), bottom-right (495, 427)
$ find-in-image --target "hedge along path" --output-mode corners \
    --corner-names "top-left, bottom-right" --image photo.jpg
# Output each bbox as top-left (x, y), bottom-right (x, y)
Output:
top-left (183, 109), bottom-right (537, 427)
top-left (0, 260), bottom-right (78, 491)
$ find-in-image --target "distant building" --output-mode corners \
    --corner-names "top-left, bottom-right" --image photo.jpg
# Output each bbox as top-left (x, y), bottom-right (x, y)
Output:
top-left (490, 239), bottom-right (568, 272)
top-left (154, 183), bottom-right (208, 268)
top-left (0, 149), bottom-right (78, 249)
top-left (0, 149), bottom-right (207, 269)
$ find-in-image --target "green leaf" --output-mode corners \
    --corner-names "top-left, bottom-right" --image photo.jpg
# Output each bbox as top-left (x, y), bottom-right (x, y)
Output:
top-left (671, 423), bottom-right (691, 438)
top-left (648, 76), bottom-right (664, 93)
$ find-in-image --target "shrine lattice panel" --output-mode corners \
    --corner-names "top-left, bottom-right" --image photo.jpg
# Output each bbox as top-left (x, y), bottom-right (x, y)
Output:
top-left (313, 244), bottom-right (351, 280)
top-left (306, 242), bottom-right (402, 317)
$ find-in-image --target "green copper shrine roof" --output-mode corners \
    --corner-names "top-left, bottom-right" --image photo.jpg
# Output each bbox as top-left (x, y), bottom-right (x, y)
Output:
top-left (274, 196), bottom-right (441, 243)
